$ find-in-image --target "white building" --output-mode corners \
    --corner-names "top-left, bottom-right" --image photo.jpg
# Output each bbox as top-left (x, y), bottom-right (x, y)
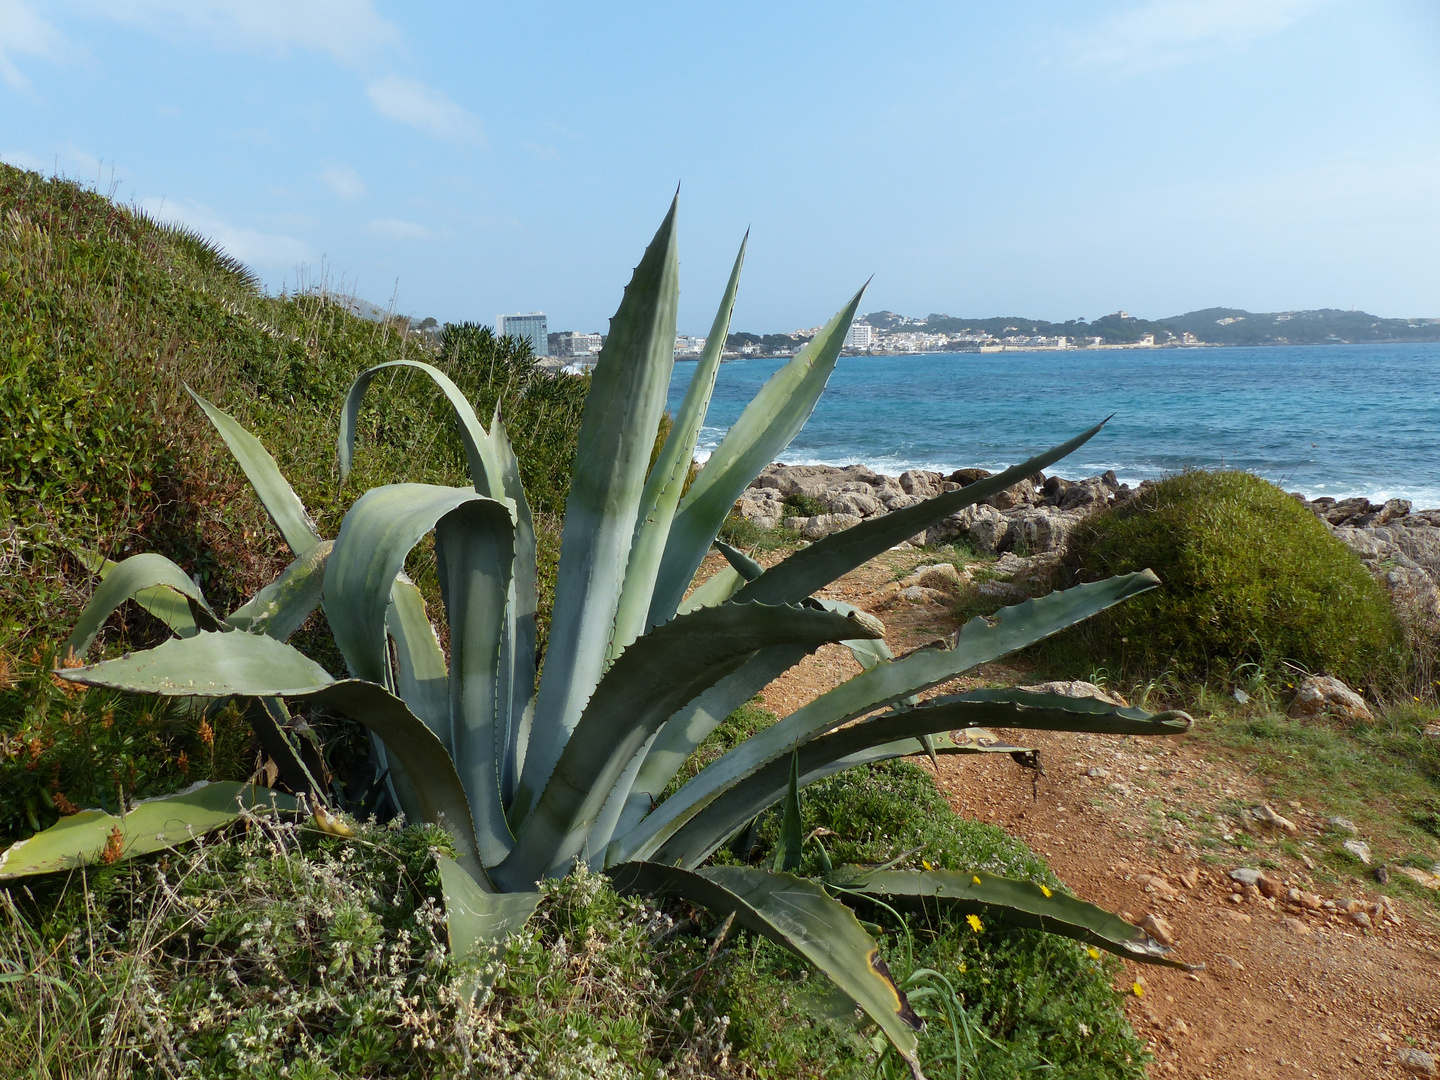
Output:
top-left (553, 331), bottom-right (602, 357)
top-left (844, 321), bottom-right (873, 350)
top-left (675, 335), bottom-right (707, 356)
top-left (497, 312), bottom-right (549, 356)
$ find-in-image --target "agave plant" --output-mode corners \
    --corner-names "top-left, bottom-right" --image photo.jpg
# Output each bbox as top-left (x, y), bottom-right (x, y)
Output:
top-left (4, 199), bottom-right (1194, 1078)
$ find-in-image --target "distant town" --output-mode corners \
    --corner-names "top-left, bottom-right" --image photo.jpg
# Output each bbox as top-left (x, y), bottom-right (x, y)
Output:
top-left (483, 307), bottom-right (1440, 369)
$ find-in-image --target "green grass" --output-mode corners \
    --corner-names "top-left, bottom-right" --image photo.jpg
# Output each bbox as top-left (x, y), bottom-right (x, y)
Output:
top-left (1186, 690), bottom-right (1440, 896)
top-left (1048, 470), bottom-right (1405, 689)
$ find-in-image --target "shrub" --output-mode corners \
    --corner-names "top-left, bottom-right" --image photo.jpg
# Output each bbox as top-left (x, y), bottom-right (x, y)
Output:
top-left (1053, 470), bottom-right (1404, 686)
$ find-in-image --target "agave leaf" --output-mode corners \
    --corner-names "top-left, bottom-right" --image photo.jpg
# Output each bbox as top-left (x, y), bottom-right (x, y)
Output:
top-left (227, 541), bottom-right (333, 640)
top-left (732, 420), bottom-right (1109, 607)
top-left (385, 578), bottom-right (451, 750)
top-left (517, 197), bottom-right (680, 820)
top-left (608, 862), bottom-right (924, 1078)
top-left (676, 564), bottom-right (745, 615)
top-left (826, 866), bottom-right (1187, 969)
top-left (435, 498), bottom-right (518, 867)
top-left (651, 690), bottom-right (1183, 868)
top-left (648, 285), bottom-right (867, 627)
top-left (611, 235), bottom-right (747, 658)
top-left (915, 688), bottom-right (1193, 734)
top-left (53, 633), bottom-right (485, 878)
top-left (185, 387), bottom-right (320, 556)
top-left (60, 629), bottom-right (334, 697)
top-left (72, 550), bottom-right (205, 643)
top-left (324, 483), bottom-right (507, 693)
top-left (774, 749), bottom-right (802, 873)
top-left (337, 359), bottom-right (504, 495)
top-left (0, 782), bottom-right (294, 880)
top-left (494, 601), bottom-right (882, 889)
top-left (245, 697), bottom-right (327, 800)
top-left (65, 553), bottom-right (220, 659)
top-left (305, 682), bottom-right (486, 881)
top-left (610, 642), bottom-right (817, 853)
top-left (613, 571), bottom-right (1159, 865)
top-left (713, 538), bottom-right (763, 581)
top-left (437, 856), bottom-right (540, 998)
top-left (490, 415), bottom-right (538, 802)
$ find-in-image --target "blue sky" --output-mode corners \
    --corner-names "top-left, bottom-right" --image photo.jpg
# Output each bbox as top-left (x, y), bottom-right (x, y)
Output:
top-left (3, 1), bottom-right (1438, 333)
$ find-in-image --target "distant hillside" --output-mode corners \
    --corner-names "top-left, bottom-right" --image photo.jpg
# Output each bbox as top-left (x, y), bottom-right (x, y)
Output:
top-left (856, 307), bottom-right (1440, 347)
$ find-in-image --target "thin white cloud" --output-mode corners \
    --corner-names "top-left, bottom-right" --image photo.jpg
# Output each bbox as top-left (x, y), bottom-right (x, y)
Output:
top-left (319, 162), bottom-right (365, 200)
top-left (1074, 0), bottom-right (1322, 75)
top-left (367, 217), bottom-right (431, 241)
top-left (0, 0), bottom-right (66, 91)
top-left (138, 196), bottom-right (310, 270)
top-left (82, 0), bottom-right (397, 64)
top-left (367, 76), bottom-right (483, 146)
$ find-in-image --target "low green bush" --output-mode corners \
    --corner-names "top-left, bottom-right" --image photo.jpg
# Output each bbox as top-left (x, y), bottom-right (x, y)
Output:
top-left (1050, 470), bottom-right (1403, 687)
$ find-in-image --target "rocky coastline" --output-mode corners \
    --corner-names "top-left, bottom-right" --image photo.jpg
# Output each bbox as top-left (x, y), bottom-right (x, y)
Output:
top-left (733, 462), bottom-right (1440, 618)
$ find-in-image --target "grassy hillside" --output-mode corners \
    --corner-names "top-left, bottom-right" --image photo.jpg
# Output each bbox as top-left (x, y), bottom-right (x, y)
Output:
top-left (0, 163), bottom-right (586, 840)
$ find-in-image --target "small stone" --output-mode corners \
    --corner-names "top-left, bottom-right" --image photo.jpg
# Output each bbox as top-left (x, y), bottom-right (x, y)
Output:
top-left (1300, 852), bottom-right (1317, 870)
top-left (1251, 803), bottom-right (1298, 833)
top-left (1343, 839), bottom-right (1372, 866)
top-left (1327, 816), bottom-right (1359, 836)
top-left (907, 562), bottom-right (968, 593)
top-left (1216, 953), bottom-right (1243, 970)
top-left (1283, 915), bottom-right (1312, 935)
top-left (1374, 864), bottom-right (1389, 884)
top-left (1294, 890), bottom-right (1322, 911)
top-left (1087, 766), bottom-right (1110, 779)
top-left (1229, 867), bottom-right (1262, 886)
top-left (1141, 913), bottom-right (1176, 946)
top-left (1255, 871), bottom-right (1285, 899)
top-left (1350, 910), bottom-right (1372, 929)
top-left (1397, 1048), bottom-right (1438, 1076)
top-left (1178, 866), bottom-right (1200, 890)
top-left (1225, 910), bottom-right (1251, 923)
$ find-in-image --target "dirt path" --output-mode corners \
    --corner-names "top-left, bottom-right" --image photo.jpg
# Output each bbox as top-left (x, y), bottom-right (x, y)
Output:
top-left (718, 546), bottom-right (1440, 1079)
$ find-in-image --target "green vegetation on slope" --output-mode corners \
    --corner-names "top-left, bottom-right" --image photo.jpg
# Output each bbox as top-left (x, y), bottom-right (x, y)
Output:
top-left (0, 164), bottom-right (586, 846)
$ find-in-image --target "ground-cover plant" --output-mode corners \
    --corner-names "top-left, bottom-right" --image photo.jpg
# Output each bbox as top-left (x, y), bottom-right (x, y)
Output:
top-left (9, 199), bottom-right (1195, 1077)
top-left (1049, 470), bottom-right (1404, 688)
top-left (0, 758), bottom-right (1150, 1079)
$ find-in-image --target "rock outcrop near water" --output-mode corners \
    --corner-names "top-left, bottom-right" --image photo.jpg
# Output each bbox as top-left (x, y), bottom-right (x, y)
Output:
top-left (733, 464), bottom-right (1440, 618)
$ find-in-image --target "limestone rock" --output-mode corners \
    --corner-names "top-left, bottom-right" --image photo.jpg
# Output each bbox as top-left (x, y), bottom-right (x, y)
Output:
top-left (1342, 839), bottom-right (1373, 866)
top-left (1393, 865), bottom-right (1440, 890)
top-left (1397, 1049), bottom-right (1439, 1077)
top-left (1140, 913), bottom-right (1176, 946)
top-left (909, 562), bottom-right (968, 593)
top-left (975, 580), bottom-right (1028, 604)
top-left (1288, 675), bottom-right (1373, 723)
top-left (1251, 803), bottom-right (1298, 833)
top-left (800, 513), bottom-right (862, 541)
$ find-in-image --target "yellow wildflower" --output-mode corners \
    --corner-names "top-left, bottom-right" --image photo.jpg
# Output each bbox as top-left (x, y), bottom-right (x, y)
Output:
top-left (1132, 982), bottom-right (1144, 997)
top-left (972, 875), bottom-right (982, 886)
top-left (922, 859), bottom-right (933, 871)
top-left (966, 914), bottom-right (983, 933)
top-left (1087, 946), bottom-right (1101, 960)
top-left (1040, 884), bottom-right (1052, 898)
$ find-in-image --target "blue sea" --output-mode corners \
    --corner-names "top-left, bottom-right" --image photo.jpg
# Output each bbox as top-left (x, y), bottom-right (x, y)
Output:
top-left (666, 342), bottom-right (1440, 507)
